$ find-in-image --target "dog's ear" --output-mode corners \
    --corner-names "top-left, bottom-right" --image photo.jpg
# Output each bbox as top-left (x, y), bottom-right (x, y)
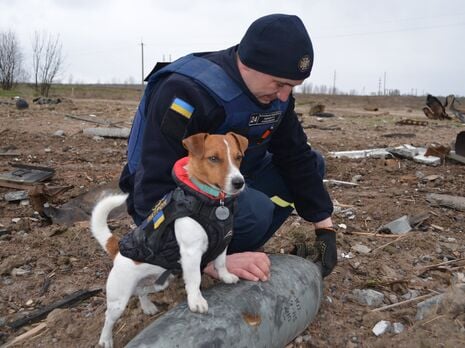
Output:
top-left (182, 133), bottom-right (208, 158)
top-left (227, 132), bottom-right (249, 155)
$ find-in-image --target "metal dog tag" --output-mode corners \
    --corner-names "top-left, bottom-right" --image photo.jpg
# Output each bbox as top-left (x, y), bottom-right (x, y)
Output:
top-left (215, 206), bottom-right (230, 220)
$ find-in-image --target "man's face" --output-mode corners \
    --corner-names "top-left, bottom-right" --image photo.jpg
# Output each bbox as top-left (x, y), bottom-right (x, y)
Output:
top-left (238, 58), bottom-right (304, 104)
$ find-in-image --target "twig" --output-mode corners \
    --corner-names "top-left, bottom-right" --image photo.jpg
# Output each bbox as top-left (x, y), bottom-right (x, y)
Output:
top-left (417, 258), bottom-right (465, 273)
top-left (115, 322), bottom-right (126, 335)
top-left (65, 114), bottom-right (122, 128)
top-left (449, 265), bottom-right (465, 271)
top-left (421, 315), bottom-right (446, 326)
top-left (2, 323), bottom-right (48, 348)
top-left (371, 293), bottom-right (436, 312)
top-left (371, 234), bottom-right (410, 253)
top-left (345, 231), bottom-right (400, 238)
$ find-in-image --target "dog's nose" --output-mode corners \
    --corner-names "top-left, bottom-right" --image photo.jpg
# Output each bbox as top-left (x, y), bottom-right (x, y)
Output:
top-left (231, 177), bottom-right (244, 190)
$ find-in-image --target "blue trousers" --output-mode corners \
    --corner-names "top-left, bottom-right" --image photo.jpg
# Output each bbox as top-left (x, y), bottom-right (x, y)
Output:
top-left (228, 152), bottom-right (325, 253)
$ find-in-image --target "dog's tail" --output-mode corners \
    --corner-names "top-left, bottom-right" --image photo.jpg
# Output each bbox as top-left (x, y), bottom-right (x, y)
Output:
top-left (91, 194), bottom-right (128, 259)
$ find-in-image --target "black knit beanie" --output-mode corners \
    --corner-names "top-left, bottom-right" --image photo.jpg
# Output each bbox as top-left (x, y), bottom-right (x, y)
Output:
top-left (238, 14), bottom-right (314, 80)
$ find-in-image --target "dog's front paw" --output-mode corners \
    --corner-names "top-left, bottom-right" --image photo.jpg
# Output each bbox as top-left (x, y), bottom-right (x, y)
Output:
top-left (188, 294), bottom-right (208, 313)
top-left (141, 301), bottom-right (158, 315)
top-left (98, 337), bottom-right (113, 348)
top-left (220, 272), bottom-right (239, 284)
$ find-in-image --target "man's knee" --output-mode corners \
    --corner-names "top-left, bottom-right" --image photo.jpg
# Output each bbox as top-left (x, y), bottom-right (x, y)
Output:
top-left (228, 188), bottom-right (275, 253)
top-left (314, 150), bottom-right (326, 179)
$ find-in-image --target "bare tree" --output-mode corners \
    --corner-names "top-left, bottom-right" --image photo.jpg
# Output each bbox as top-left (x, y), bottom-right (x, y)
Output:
top-left (32, 31), bottom-right (63, 96)
top-left (0, 30), bottom-right (23, 90)
top-left (32, 31), bottom-right (43, 90)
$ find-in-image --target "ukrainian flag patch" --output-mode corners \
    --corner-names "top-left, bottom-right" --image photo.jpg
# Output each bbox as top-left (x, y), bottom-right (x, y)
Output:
top-left (170, 98), bottom-right (194, 119)
top-left (152, 210), bottom-right (165, 229)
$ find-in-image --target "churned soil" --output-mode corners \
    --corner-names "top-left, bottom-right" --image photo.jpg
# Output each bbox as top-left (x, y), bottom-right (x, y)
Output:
top-left (1, 89), bottom-right (464, 347)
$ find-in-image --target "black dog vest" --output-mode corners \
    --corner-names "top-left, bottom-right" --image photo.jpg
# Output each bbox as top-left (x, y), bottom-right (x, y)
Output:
top-left (119, 157), bottom-right (237, 271)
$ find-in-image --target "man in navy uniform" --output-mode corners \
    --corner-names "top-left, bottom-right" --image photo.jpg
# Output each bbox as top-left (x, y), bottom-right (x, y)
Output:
top-left (120, 14), bottom-right (337, 281)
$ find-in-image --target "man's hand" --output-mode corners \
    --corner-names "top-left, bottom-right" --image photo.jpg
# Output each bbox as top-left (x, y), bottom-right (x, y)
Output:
top-left (291, 227), bottom-right (337, 278)
top-left (203, 252), bottom-right (270, 282)
top-left (314, 228), bottom-right (337, 277)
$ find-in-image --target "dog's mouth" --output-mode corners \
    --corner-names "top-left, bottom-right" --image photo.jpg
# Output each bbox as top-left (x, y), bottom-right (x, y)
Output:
top-left (208, 183), bottom-right (241, 196)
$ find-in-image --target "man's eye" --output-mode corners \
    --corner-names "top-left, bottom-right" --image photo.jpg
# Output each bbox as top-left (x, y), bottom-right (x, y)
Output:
top-left (208, 156), bottom-right (219, 163)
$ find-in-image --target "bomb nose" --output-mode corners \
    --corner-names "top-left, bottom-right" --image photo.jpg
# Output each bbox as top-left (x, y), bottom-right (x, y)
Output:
top-left (232, 177), bottom-right (244, 190)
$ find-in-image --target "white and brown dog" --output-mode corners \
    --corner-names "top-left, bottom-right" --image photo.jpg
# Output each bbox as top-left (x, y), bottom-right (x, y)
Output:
top-left (91, 132), bottom-right (248, 347)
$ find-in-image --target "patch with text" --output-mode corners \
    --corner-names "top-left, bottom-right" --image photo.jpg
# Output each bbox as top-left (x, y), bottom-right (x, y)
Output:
top-left (248, 111), bottom-right (281, 127)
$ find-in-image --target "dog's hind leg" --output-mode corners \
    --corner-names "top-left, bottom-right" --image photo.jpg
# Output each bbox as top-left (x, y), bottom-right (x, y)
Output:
top-left (135, 268), bottom-right (170, 315)
top-left (214, 248), bottom-right (239, 284)
top-left (137, 294), bottom-right (158, 315)
top-left (99, 267), bottom-right (135, 348)
top-left (175, 217), bottom-right (209, 313)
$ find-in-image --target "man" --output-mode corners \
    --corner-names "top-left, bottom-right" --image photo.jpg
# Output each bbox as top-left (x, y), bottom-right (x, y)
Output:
top-left (119, 14), bottom-right (337, 281)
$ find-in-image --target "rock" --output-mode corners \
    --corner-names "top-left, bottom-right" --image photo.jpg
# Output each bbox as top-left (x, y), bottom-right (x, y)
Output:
top-left (11, 267), bottom-right (31, 276)
top-left (301, 335), bottom-right (311, 342)
top-left (353, 289), bottom-right (385, 306)
top-left (53, 130), bottom-right (65, 137)
top-left (46, 308), bottom-right (70, 326)
top-left (4, 191), bottom-right (28, 202)
top-left (392, 322), bottom-right (405, 334)
top-left (0, 255), bottom-right (31, 275)
top-left (416, 294), bottom-right (444, 320)
top-left (351, 174), bottom-right (363, 183)
top-left (351, 243), bottom-right (371, 254)
top-left (402, 289), bottom-right (420, 300)
top-left (388, 294), bottom-right (398, 304)
top-left (439, 284), bottom-right (465, 317)
top-left (372, 320), bottom-right (391, 336)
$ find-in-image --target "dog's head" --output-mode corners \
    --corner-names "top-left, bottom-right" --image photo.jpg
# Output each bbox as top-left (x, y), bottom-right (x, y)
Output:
top-left (182, 132), bottom-right (249, 195)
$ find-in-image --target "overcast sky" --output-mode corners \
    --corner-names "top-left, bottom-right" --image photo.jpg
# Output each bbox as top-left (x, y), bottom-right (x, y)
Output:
top-left (2, 0), bottom-right (464, 96)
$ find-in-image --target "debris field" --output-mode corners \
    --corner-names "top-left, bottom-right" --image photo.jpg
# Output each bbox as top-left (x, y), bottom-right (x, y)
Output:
top-left (1, 91), bottom-right (464, 347)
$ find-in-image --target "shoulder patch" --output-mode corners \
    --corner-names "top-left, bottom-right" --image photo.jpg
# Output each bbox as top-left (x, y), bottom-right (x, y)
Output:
top-left (170, 97), bottom-right (195, 119)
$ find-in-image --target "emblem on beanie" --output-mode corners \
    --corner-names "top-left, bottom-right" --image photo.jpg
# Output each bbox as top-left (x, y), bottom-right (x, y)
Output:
top-left (298, 55), bottom-right (311, 73)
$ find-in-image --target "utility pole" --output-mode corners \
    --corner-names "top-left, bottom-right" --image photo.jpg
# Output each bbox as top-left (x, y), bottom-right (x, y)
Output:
top-left (332, 70), bottom-right (336, 95)
top-left (140, 40), bottom-right (145, 91)
top-left (383, 71), bottom-right (386, 95)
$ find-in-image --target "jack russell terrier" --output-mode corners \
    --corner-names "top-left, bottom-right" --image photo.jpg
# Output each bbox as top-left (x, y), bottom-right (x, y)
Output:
top-left (91, 132), bottom-right (248, 347)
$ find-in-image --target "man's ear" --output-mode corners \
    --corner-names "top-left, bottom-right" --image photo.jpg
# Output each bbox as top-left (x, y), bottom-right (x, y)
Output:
top-left (182, 133), bottom-right (209, 158)
top-left (227, 132), bottom-right (249, 155)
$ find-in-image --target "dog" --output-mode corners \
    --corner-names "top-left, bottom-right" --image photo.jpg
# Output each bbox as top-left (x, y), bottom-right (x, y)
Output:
top-left (91, 132), bottom-right (248, 347)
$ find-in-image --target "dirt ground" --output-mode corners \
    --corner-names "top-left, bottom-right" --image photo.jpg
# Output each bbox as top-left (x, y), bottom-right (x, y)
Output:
top-left (1, 89), bottom-right (464, 347)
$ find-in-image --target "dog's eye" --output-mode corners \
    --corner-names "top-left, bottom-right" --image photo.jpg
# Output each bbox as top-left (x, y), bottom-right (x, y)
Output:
top-left (208, 156), bottom-right (219, 163)
top-left (236, 154), bottom-right (243, 161)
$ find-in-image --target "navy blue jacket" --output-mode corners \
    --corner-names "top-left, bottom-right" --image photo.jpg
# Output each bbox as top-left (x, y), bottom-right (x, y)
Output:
top-left (119, 46), bottom-right (333, 225)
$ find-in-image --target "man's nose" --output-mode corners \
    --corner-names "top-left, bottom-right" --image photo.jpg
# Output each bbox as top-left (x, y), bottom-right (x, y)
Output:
top-left (277, 86), bottom-right (292, 102)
